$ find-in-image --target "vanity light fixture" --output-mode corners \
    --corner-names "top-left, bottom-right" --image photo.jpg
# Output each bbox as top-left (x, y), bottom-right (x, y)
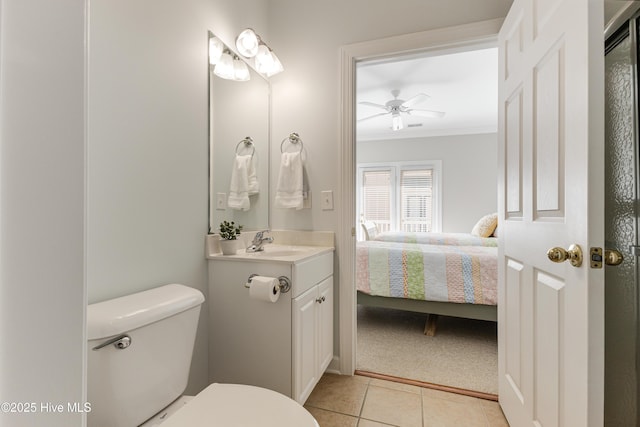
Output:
top-left (213, 51), bottom-right (235, 80)
top-left (235, 28), bottom-right (260, 57)
top-left (233, 56), bottom-right (250, 81)
top-left (255, 45), bottom-right (284, 77)
top-left (209, 36), bottom-right (224, 65)
top-left (235, 28), bottom-right (284, 77)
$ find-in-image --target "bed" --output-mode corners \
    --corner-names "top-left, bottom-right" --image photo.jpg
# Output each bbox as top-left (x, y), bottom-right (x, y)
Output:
top-left (356, 215), bottom-right (499, 332)
top-left (372, 231), bottom-right (497, 247)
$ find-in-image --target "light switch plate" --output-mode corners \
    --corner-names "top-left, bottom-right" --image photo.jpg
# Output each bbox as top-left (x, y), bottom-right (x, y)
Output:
top-left (216, 193), bottom-right (226, 210)
top-left (321, 190), bottom-right (333, 210)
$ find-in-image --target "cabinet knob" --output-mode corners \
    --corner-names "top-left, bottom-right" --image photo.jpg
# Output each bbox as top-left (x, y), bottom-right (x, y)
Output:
top-left (315, 296), bottom-right (326, 303)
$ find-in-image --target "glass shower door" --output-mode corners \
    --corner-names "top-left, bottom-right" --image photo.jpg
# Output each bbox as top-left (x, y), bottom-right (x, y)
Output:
top-left (604, 23), bottom-right (639, 427)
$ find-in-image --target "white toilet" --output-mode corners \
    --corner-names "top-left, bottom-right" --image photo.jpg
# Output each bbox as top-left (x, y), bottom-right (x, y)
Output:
top-left (87, 283), bottom-right (319, 427)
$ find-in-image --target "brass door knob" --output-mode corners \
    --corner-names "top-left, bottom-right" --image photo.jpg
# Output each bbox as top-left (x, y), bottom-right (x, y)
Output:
top-left (547, 244), bottom-right (583, 267)
top-left (604, 249), bottom-right (624, 266)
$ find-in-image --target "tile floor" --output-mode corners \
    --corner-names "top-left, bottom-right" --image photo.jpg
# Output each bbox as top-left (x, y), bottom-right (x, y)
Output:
top-left (304, 373), bottom-right (510, 427)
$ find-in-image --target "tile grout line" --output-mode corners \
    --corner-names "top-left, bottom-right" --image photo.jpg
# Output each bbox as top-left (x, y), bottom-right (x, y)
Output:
top-left (420, 386), bottom-right (425, 427)
top-left (357, 380), bottom-right (371, 420)
top-left (479, 400), bottom-right (494, 427)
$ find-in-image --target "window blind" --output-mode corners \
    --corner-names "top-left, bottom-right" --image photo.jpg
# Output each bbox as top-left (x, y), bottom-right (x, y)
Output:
top-left (362, 170), bottom-right (391, 232)
top-left (400, 169), bottom-right (432, 232)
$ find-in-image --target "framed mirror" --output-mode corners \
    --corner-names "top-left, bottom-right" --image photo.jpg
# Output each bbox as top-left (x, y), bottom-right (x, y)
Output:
top-left (208, 32), bottom-right (270, 233)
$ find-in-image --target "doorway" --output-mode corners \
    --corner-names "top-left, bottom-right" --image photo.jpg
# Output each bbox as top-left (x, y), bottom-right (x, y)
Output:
top-left (353, 47), bottom-right (500, 396)
top-left (338, 19), bottom-right (505, 395)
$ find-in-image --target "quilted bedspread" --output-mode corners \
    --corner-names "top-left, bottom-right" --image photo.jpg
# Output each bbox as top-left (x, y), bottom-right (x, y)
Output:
top-left (356, 241), bottom-right (497, 306)
top-left (373, 231), bottom-right (497, 247)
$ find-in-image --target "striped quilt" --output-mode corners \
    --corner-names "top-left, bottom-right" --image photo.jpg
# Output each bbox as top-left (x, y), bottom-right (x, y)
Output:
top-left (373, 231), bottom-right (497, 247)
top-left (356, 241), bottom-right (497, 306)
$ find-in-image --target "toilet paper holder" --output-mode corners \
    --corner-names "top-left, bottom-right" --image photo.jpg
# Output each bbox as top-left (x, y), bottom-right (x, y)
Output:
top-left (244, 274), bottom-right (291, 294)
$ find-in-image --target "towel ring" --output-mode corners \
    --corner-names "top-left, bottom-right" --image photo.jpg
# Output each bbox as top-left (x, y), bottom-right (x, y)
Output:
top-left (280, 132), bottom-right (304, 153)
top-left (235, 136), bottom-right (255, 157)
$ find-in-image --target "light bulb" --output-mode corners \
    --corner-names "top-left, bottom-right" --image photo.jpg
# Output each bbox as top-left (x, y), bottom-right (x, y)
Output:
top-left (208, 37), bottom-right (224, 65)
top-left (235, 29), bottom-right (259, 58)
top-left (213, 52), bottom-right (235, 80)
top-left (392, 114), bottom-right (403, 131)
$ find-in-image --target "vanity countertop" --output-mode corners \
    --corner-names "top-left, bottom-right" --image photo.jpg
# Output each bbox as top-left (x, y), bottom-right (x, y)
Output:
top-left (205, 230), bottom-right (335, 264)
top-left (207, 244), bottom-right (334, 264)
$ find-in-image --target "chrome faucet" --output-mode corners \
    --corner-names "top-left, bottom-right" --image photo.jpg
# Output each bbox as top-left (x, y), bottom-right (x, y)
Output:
top-left (246, 230), bottom-right (274, 252)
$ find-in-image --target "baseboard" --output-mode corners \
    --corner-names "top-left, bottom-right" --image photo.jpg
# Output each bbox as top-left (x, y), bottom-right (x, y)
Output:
top-left (325, 355), bottom-right (341, 375)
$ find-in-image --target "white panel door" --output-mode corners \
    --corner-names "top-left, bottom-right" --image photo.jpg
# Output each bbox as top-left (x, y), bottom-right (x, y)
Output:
top-left (498, 0), bottom-right (605, 426)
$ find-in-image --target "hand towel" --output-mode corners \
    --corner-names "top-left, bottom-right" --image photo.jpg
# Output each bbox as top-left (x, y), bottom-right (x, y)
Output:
top-left (247, 154), bottom-right (259, 195)
top-left (228, 154), bottom-right (251, 211)
top-left (274, 151), bottom-right (304, 209)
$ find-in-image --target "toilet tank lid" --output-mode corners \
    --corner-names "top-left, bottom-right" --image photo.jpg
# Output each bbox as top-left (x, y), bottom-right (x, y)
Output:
top-left (87, 284), bottom-right (205, 340)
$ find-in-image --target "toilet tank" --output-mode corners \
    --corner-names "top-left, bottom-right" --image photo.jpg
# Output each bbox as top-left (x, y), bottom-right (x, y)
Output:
top-left (87, 284), bottom-right (205, 427)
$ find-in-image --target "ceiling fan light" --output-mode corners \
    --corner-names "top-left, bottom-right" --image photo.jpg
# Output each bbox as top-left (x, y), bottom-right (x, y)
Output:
top-left (392, 114), bottom-right (403, 131)
top-left (236, 28), bottom-right (259, 58)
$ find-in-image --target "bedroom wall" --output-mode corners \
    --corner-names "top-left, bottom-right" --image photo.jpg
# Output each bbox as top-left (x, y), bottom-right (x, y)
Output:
top-left (357, 133), bottom-right (498, 232)
top-left (267, 0), bottom-right (511, 362)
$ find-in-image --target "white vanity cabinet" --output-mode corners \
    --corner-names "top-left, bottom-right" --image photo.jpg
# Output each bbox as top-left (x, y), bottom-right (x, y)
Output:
top-left (207, 245), bottom-right (333, 405)
top-left (293, 275), bottom-right (333, 404)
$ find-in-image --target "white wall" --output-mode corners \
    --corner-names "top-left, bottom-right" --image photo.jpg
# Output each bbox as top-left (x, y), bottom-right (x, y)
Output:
top-left (1, 1), bottom-right (271, 423)
top-left (267, 0), bottom-right (511, 362)
top-left (0, 1), bottom-right (87, 426)
top-left (87, 0), bottom-right (269, 397)
top-left (357, 133), bottom-right (498, 232)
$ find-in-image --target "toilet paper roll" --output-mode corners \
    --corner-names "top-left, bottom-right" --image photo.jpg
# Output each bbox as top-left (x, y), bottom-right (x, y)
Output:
top-left (249, 276), bottom-right (280, 303)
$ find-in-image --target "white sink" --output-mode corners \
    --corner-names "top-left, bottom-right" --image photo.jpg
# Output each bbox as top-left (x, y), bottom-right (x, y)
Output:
top-left (246, 245), bottom-right (312, 257)
top-left (241, 245), bottom-right (324, 260)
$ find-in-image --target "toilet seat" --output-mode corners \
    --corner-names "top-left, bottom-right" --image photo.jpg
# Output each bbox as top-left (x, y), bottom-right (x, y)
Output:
top-left (158, 383), bottom-right (319, 427)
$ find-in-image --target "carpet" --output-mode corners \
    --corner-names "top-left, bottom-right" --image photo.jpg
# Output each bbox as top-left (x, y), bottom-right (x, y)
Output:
top-left (356, 305), bottom-right (498, 394)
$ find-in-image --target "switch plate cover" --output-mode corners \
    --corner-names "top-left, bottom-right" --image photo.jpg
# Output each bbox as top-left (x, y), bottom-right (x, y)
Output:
top-left (321, 190), bottom-right (333, 210)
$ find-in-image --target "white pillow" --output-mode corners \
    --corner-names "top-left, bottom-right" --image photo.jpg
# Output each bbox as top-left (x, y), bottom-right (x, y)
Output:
top-left (471, 213), bottom-right (498, 237)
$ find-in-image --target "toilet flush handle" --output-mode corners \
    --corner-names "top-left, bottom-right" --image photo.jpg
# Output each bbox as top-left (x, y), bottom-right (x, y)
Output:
top-left (92, 334), bottom-right (132, 351)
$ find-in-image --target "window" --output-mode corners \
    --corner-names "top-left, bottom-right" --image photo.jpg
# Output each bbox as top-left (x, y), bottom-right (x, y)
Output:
top-left (357, 161), bottom-right (441, 238)
top-left (400, 169), bottom-right (433, 232)
top-left (361, 169), bottom-right (392, 232)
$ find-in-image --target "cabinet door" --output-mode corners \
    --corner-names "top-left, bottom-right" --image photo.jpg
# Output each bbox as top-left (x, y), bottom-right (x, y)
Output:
top-left (317, 277), bottom-right (333, 373)
top-left (293, 286), bottom-right (318, 403)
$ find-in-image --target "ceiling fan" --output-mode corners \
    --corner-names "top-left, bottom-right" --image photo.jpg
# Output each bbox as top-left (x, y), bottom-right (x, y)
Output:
top-left (358, 89), bottom-right (445, 131)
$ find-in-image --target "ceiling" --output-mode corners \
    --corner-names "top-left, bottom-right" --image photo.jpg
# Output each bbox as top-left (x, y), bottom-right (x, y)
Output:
top-left (356, 47), bottom-right (498, 141)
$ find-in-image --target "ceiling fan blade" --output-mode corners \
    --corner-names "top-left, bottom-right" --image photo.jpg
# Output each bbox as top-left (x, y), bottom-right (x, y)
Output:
top-left (358, 101), bottom-right (388, 110)
top-left (401, 93), bottom-right (430, 108)
top-left (357, 112), bottom-right (389, 122)
top-left (408, 109), bottom-right (445, 119)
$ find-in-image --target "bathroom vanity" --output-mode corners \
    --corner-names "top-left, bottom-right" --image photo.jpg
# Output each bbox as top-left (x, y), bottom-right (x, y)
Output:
top-left (206, 232), bottom-right (334, 404)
